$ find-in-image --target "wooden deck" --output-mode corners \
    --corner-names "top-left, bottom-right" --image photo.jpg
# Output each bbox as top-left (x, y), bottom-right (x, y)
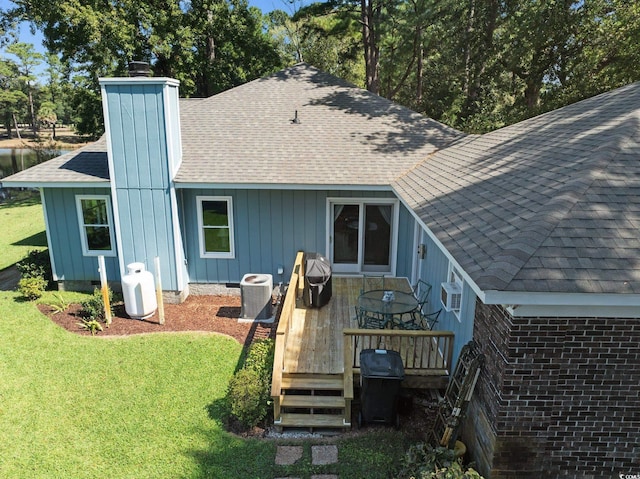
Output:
top-left (284, 276), bottom-right (414, 374)
top-left (271, 252), bottom-right (454, 429)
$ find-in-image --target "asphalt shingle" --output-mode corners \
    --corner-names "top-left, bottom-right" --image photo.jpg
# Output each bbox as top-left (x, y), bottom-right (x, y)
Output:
top-left (394, 82), bottom-right (640, 295)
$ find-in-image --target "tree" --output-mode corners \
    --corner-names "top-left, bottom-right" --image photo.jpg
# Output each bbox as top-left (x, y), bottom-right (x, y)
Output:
top-left (268, 2), bottom-right (363, 85)
top-left (0, 56), bottom-right (28, 139)
top-left (10, 0), bottom-right (284, 135)
top-left (5, 42), bottom-right (43, 137)
top-left (40, 53), bottom-right (68, 139)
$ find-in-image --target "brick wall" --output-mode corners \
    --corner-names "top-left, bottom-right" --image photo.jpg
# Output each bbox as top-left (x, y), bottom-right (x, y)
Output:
top-left (462, 301), bottom-right (640, 479)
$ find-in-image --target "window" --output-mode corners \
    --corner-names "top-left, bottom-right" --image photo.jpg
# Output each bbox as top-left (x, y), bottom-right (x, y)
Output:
top-left (76, 195), bottom-right (115, 256)
top-left (197, 196), bottom-right (235, 258)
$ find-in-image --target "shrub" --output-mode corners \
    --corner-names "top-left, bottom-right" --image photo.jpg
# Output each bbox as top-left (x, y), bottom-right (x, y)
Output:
top-left (226, 338), bottom-right (275, 429)
top-left (243, 339), bottom-right (275, 377)
top-left (80, 287), bottom-right (113, 323)
top-left (226, 368), bottom-right (269, 428)
top-left (395, 443), bottom-right (484, 479)
top-left (16, 249), bottom-right (52, 284)
top-left (18, 276), bottom-right (47, 300)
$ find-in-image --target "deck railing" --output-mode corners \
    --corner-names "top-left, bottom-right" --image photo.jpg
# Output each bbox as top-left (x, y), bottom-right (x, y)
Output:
top-left (343, 328), bottom-right (455, 388)
top-left (271, 251), bottom-right (305, 420)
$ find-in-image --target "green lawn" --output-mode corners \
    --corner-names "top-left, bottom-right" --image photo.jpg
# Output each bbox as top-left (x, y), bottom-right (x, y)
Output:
top-left (0, 290), bottom-right (408, 478)
top-left (0, 192), bottom-right (47, 270)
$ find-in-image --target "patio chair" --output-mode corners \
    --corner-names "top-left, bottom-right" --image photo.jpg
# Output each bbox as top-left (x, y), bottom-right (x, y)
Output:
top-left (402, 308), bottom-right (442, 330)
top-left (354, 305), bottom-right (387, 329)
top-left (360, 274), bottom-right (386, 294)
top-left (412, 279), bottom-right (432, 312)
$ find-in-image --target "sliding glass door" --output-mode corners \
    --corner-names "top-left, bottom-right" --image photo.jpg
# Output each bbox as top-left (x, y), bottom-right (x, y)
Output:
top-left (329, 199), bottom-right (397, 274)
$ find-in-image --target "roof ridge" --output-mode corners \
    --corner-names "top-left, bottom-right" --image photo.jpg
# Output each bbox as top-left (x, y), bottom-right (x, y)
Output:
top-left (478, 130), bottom-right (632, 290)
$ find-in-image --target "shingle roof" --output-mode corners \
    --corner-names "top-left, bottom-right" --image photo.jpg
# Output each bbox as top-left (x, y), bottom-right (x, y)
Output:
top-left (0, 137), bottom-right (109, 185)
top-left (175, 63), bottom-right (462, 185)
top-left (4, 64), bottom-right (640, 297)
top-left (393, 82), bottom-right (640, 295)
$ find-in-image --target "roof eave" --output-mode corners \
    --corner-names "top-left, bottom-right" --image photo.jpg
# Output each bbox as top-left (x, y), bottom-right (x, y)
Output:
top-left (173, 181), bottom-right (395, 191)
top-left (1, 180), bottom-right (111, 188)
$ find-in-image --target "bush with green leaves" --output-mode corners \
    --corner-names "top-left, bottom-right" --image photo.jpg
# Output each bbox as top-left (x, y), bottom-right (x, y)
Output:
top-left (18, 276), bottom-right (48, 300)
top-left (243, 338), bottom-right (275, 377)
top-left (16, 249), bottom-right (52, 283)
top-left (226, 368), bottom-right (268, 428)
top-left (80, 287), bottom-right (113, 323)
top-left (226, 338), bottom-right (275, 429)
top-left (396, 443), bottom-right (484, 479)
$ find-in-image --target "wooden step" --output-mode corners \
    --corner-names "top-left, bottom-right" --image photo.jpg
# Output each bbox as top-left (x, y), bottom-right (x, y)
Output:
top-left (281, 395), bottom-right (346, 409)
top-left (277, 413), bottom-right (350, 428)
top-left (281, 375), bottom-right (344, 391)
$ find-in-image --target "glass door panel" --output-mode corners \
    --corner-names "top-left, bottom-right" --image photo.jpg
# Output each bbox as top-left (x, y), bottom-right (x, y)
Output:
top-left (333, 204), bottom-right (360, 272)
top-left (362, 204), bottom-right (392, 272)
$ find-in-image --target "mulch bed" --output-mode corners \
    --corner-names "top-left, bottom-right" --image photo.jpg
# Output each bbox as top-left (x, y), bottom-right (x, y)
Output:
top-left (38, 294), bottom-right (277, 347)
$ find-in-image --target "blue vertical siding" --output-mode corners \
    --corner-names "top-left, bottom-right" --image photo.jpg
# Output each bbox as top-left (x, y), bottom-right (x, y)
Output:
top-left (105, 84), bottom-right (169, 189)
top-left (102, 80), bottom-right (183, 292)
top-left (181, 189), bottom-right (402, 284)
top-left (43, 188), bottom-right (120, 282)
top-left (415, 229), bottom-right (476, 368)
top-left (115, 188), bottom-right (178, 290)
top-left (395, 205), bottom-right (415, 278)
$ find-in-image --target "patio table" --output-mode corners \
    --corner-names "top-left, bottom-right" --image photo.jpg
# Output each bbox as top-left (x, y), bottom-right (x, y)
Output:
top-left (358, 289), bottom-right (419, 329)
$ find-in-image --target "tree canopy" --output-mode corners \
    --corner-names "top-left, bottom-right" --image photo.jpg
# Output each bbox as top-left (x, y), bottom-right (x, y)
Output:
top-left (1, 0), bottom-right (638, 136)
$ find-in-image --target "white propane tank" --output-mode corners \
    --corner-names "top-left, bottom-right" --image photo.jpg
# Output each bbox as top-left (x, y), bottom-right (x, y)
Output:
top-left (121, 262), bottom-right (157, 320)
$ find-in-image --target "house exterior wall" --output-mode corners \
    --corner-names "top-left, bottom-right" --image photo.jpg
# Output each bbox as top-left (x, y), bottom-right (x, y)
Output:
top-left (43, 187), bottom-right (120, 283)
top-left (463, 301), bottom-right (640, 478)
top-left (179, 188), bottom-right (413, 284)
top-left (114, 188), bottom-right (180, 289)
top-left (415, 230), bottom-right (476, 365)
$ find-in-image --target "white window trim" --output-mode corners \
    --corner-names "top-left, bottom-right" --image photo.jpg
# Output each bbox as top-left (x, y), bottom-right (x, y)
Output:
top-left (75, 195), bottom-right (116, 257)
top-left (197, 196), bottom-right (235, 259)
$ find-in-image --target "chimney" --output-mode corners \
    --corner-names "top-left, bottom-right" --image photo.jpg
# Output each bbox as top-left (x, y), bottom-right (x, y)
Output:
top-left (128, 61), bottom-right (151, 77)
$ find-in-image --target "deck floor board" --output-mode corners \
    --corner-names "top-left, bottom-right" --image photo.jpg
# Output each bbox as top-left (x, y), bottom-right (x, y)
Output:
top-left (286, 277), bottom-right (416, 375)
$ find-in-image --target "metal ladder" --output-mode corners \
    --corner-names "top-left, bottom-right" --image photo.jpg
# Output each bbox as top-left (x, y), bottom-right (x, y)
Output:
top-left (430, 340), bottom-right (485, 448)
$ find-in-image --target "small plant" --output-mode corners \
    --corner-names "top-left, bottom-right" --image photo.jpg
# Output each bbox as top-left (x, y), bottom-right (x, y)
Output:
top-left (18, 276), bottom-right (47, 300)
top-left (80, 287), bottom-right (113, 323)
top-left (48, 293), bottom-right (71, 314)
top-left (77, 319), bottom-right (104, 335)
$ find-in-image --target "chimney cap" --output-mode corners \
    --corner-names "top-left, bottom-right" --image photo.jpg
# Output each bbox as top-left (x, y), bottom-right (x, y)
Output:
top-left (128, 61), bottom-right (151, 77)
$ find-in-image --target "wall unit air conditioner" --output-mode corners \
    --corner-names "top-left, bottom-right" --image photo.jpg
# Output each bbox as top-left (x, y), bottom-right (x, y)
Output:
top-left (441, 281), bottom-right (462, 312)
top-left (240, 273), bottom-right (273, 322)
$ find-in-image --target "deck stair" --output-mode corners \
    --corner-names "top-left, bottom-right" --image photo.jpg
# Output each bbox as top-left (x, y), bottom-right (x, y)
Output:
top-left (274, 373), bottom-right (351, 430)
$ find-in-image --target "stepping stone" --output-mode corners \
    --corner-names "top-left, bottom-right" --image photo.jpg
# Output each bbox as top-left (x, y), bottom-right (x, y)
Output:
top-left (275, 445), bottom-right (303, 465)
top-left (311, 445), bottom-right (338, 465)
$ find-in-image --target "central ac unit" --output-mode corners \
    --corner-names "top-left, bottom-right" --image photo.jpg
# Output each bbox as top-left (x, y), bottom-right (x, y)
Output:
top-left (240, 273), bottom-right (273, 322)
top-left (441, 281), bottom-right (462, 312)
